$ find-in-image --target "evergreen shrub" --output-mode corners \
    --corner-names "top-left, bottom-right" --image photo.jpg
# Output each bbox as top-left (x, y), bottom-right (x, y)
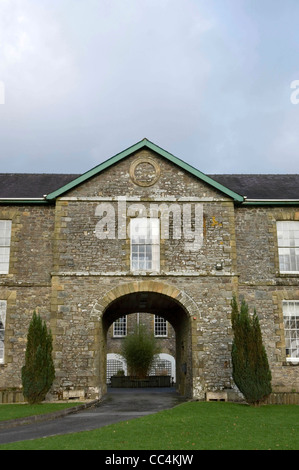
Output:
top-left (231, 296), bottom-right (272, 405)
top-left (21, 311), bottom-right (55, 404)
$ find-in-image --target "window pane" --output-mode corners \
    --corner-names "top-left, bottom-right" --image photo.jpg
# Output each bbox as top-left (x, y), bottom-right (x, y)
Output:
top-left (279, 248), bottom-right (290, 272)
top-left (130, 218), bottom-right (160, 272)
top-left (145, 259), bottom-right (152, 270)
top-left (113, 316), bottom-right (127, 337)
top-left (139, 259), bottom-right (146, 270)
top-left (277, 221), bottom-right (299, 273)
top-left (131, 259), bottom-right (138, 270)
top-left (283, 301), bottom-right (299, 360)
top-left (0, 301), bottom-right (6, 364)
top-left (0, 238), bottom-right (10, 246)
top-left (151, 244), bottom-right (160, 271)
top-left (131, 218), bottom-right (149, 244)
top-left (155, 316), bottom-right (167, 337)
top-left (150, 219), bottom-right (160, 243)
top-left (0, 221), bottom-right (11, 274)
top-left (0, 263), bottom-right (9, 274)
top-left (146, 245), bottom-right (152, 260)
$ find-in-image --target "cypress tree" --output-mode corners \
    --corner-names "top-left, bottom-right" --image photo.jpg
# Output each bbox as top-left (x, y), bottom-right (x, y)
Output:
top-left (231, 296), bottom-right (272, 405)
top-left (21, 311), bottom-right (55, 404)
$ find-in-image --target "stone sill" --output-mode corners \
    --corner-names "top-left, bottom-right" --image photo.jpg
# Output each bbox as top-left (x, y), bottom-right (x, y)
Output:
top-left (282, 361), bottom-right (299, 366)
top-left (277, 273), bottom-right (299, 278)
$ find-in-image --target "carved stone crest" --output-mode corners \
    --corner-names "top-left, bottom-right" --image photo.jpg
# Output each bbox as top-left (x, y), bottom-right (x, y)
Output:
top-left (130, 157), bottom-right (161, 187)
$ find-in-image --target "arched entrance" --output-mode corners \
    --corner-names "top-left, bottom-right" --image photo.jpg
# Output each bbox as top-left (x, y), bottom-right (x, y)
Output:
top-left (98, 281), bottom-right (197, 398)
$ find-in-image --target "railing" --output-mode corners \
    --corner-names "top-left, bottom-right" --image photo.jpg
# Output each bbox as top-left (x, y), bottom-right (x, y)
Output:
top-left (263, 392), bottom-right (299, 405)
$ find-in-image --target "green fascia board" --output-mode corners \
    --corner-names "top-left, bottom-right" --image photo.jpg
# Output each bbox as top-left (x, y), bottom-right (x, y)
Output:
top-left (45, 138), bottom-right (244, 202)
top-left (243, 201), bottom-right (299, 206)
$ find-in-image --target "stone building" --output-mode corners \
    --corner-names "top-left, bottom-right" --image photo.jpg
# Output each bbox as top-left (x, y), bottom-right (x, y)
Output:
top-left (0, 138), bottom-right (299, 402)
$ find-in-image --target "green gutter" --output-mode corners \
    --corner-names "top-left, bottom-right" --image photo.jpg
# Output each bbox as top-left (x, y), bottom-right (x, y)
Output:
top-left (243, 201), bottom-right (299, 206)
top-left (0, 199), bottom-right (50, 205)
top-left (1, 198), bottom-right (297, 206)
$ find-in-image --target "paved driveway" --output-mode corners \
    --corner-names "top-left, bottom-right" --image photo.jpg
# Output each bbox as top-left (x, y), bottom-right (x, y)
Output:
top-left (0, 388), bottom-right (186, 445)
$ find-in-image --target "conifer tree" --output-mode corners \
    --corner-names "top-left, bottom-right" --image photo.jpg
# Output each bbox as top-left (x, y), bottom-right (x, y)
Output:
top-left (231, 296), bottom-right (272, 405)
top-left (21, 311), bottom-right (55, 404)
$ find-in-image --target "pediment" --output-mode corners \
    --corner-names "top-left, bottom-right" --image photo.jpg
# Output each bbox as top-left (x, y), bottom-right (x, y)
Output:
top-left (46, 139), bottom-right (244, 202)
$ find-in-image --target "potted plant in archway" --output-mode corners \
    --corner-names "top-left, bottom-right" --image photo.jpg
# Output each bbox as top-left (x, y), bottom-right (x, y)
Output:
top-left (111, 324), bottom-right (170, 388)
top-left (122, 324), bottom-right (159, 385)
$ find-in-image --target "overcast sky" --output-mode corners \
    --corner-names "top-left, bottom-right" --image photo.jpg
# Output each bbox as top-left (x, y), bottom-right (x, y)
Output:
top-left (0, 0), bottom-right (299, 174)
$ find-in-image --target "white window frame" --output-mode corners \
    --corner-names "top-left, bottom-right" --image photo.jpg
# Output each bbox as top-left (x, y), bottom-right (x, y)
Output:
top-left (154, 315), bottom-right (168, 337)
top-left (0, 301), bottom-right (7, 364)
top-left (130, 217), bottom-right (160, 272)
top-left (113, 316), bottom-right (127, 337)
top-left (282, 300), bottom-right (299, 362)
top-left (277, 221), bottom-right (299, 274)
top-left (0, 220), bottom-right (12, 274)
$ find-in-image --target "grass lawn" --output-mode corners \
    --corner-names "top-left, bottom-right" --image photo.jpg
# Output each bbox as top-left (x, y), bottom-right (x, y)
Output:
top-left (0, 401), bottom-right (298, 450)
top-left (0, 402), bottom-right (82, 422)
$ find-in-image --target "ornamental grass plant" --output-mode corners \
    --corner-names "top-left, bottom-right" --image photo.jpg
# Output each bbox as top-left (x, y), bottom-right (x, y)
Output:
top-left (121, 324), bottom-right (160, 378)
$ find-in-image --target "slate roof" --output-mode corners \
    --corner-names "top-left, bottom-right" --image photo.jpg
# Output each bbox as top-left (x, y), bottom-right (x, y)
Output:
top-left (0, 172), bottom-right (298, 200)
top-left (0, 174), bottom-right (79, 198)
top-left (208, 174), bottom-right (299, 200)
top-left (1, 139), bottom-right (298, 201)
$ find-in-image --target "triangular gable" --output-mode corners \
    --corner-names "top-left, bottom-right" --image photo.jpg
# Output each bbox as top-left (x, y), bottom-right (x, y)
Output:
top-left (45, 138), bottom-right (244, 202)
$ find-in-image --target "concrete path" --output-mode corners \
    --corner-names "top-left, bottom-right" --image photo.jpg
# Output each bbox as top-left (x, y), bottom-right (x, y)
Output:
top-left (0, 388), bottom-right (186, 445)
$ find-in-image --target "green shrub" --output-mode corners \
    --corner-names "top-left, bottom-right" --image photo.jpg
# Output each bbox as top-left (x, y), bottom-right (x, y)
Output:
top-left (231, 296), bottom-right (272, 405)
top-left (21, 311), bottom-right (55, 404)
top-left (121, 324), bottom-right (160, 378)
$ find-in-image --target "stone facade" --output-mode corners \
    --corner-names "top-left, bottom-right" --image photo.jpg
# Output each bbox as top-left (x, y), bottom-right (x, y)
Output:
top-left (0, 139), bottom-right (298, 402)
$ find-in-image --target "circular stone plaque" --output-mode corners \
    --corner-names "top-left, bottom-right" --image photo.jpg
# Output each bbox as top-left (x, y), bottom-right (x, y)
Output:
top-left (130, 157), bottom-right (161, 187)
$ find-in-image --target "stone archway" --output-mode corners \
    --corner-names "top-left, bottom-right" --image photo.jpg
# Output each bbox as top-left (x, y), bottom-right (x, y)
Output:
top-left (97, 281), bottom-right (198, 398)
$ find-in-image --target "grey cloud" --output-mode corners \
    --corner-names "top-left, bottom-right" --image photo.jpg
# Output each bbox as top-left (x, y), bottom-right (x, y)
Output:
top-left (0, 0), bottom-right (298, 174)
